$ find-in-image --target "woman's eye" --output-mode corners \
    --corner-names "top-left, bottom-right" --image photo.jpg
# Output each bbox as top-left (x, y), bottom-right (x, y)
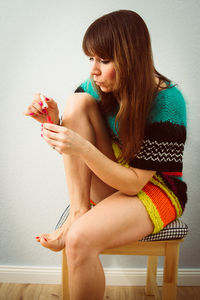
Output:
top-left (88, 57), bottom-right (110, 64)
top-left (101, 60), bottom-right (110, 64)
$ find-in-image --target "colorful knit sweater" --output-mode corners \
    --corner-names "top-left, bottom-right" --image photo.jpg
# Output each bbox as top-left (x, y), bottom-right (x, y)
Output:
top-left (75, 79), bottom-right (187, 213)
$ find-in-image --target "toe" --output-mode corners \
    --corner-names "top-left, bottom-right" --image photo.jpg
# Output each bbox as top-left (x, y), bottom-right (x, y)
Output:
top-left (35, 234), bottom-right (43, 242)
top-left (40, 235), bottom-right (48, 243)
top-left (40, 236), bottom-right (64, 252)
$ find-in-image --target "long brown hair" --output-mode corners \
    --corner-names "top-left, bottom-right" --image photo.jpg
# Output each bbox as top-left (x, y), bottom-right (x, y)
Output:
top-left (83, 10), bottom-right (171, 162)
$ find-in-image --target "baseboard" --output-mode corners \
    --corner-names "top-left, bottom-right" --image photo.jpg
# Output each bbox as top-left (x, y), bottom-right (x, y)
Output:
top-left (0, 266), bottom-right (61, 284)
top-left (0, 266), bottom-right (200, 286)
top-left (104, 268), bottom-right (200, 286)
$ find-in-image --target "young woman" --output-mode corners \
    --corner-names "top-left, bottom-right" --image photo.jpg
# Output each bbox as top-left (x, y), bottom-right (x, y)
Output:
top-left (24, 10), bottom-right (187, 300)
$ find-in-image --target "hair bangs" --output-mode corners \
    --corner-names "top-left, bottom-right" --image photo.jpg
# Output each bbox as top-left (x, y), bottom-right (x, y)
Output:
top-left (82, 19), bottom-right (114, 60)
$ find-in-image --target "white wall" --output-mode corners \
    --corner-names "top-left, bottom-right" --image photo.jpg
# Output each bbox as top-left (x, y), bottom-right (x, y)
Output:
top-left (0, 0), bottom-right (200, 271)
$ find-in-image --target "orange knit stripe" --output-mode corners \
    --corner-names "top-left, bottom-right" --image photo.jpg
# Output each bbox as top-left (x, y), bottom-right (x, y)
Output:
top-left (152, 175), bottom-right (182, 217)
top-left (142, 182), bottom-right (176, 227)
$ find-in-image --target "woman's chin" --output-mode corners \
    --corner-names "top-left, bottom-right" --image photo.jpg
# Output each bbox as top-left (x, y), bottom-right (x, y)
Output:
top-left (99, 86), bottom-right (111, 93)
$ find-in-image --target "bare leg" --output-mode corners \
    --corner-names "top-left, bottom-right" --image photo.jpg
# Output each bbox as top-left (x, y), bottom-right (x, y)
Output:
top-left (37, 93), bottom-right (117, 251)
top-left (66, 192), bottom-right (154, 300)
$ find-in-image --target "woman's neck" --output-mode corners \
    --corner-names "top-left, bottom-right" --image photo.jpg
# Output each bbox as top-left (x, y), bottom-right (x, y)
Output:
top-left (155, 76), bottom-right (167, 90)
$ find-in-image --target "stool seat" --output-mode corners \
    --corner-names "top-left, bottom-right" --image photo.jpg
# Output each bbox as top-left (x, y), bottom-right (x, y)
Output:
top-left (141, 218), bottom-right (188, 241)
top-left (58, 204), bottom-right (188, 300)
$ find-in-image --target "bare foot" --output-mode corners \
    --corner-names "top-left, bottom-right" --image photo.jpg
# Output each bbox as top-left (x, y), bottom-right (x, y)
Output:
top-left (35, 211), bottom-right (87, 252)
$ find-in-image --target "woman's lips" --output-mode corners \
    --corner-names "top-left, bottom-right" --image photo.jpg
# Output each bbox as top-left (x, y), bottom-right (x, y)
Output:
top-left (95, 81), bottom-right (103, 86)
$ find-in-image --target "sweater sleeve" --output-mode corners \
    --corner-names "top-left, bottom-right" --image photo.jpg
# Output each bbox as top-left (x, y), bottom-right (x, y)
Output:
top-left (74, 78), bottom-right (100, 101)
top-left (129, 86), bottom-right (187, 172)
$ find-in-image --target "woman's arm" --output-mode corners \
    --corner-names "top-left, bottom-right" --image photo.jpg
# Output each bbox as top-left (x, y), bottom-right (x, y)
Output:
top-left (42, 123), bottom-right (155, 195)
top-left (81, 140), bottom-right (155, 195)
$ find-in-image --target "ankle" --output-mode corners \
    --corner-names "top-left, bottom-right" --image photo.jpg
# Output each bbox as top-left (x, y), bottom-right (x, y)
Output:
top-left (70, 207), bottom-right (90, 218)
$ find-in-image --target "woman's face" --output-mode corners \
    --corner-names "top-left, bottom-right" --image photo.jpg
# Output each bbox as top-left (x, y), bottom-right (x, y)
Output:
top-left (89, 56), bottom-right (117, 93)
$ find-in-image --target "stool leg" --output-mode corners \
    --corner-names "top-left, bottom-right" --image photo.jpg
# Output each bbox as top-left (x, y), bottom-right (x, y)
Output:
top-left (62, 249), bottom-right (70, 300)
top-left (145, 256), bottom-right (158, 295)
top-left (162, 242), bottom-right (180, 300)
top-left (145, 256), bottom-right (161, 300)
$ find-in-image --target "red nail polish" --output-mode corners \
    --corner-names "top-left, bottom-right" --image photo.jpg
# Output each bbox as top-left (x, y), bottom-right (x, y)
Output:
top-left (41, 134), bottom-right (43, 137)
top-left (41, 123), bottom-right (43, 127)
top-left (45, 97), bottom-right (50, 101)
top-left (35, 236), bottom-right (39, 239)
top-left (47, 115), bottom-right (53, 123)
top-left (29, 112), bottom-right (34, 116)
top-left (44, 237), bottom-right (47, 242)
top-left (39, 101), bottom-right (43, 106)
top-left (42, 108), bottom-right (47, 114)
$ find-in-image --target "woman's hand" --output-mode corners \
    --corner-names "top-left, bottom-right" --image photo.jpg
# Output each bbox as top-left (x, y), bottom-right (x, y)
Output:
top-left (24, 93), bottom-right (59, 124)
top-left (41, 123), bottom-right (88, 155)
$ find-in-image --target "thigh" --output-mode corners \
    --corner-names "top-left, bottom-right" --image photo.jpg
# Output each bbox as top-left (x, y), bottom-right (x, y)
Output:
top-left (69, 191), bottom-right (154, 252)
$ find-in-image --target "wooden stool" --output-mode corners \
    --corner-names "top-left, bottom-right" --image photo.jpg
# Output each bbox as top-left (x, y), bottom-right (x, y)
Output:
top-left (56, 204), bottom-right (188, 300)
top-left (62, 238), bottom-right (184, 300)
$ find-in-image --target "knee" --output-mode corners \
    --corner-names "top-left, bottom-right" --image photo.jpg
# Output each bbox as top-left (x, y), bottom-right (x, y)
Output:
top-left (62, 93), bottom-right (96, 124)
top-left (65, 226), bottom-right (92, 267)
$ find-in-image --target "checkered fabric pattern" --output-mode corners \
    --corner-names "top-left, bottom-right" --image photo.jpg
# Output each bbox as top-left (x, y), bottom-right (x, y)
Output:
top-left (141, 219), bottom-right (188, 241)
top-left (55, 204), bottom-right (188, 241)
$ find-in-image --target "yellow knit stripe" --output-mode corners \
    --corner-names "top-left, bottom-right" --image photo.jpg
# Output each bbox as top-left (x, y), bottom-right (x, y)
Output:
top-left (137, 190), bottom-right (164, 234)
top-left (151, 175), bottom-right (182, 217)
top-left (112, 142), bottom-right (130, 168)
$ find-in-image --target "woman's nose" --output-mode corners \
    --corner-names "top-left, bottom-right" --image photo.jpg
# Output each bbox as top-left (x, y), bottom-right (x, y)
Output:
top-left (90, 62), bottom-right (101, 76)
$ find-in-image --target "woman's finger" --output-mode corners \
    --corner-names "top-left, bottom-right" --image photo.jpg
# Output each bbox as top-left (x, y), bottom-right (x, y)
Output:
top-left (43, 122), bottom-right (64, 133)
top-left (42, 127), bottom-right (61, 141)
top-left (42, 134), bottom-right (61, 151)
top-left (44, 96), bottom-right (57, 108)
top-left (24, 96), bottom-right (45, 116)
top-left (32, 101), bottom-right (45, 113)
top-left (24, 105), bottom-right (41, 116)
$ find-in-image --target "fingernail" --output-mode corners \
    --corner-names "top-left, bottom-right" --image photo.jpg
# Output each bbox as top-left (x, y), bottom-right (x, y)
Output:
top-left (39, 101), bottom-right (43, 106)
top-left (41, 134), bottom-right (43, 137)
top-left (45, 97), bottom-right (50, 101)
top-left (41, 123), bottom-right (43, 127)
top-left (29, 112), bottom-right (34, 116)
top-left (47, 116), bottom-right (53, 123)
top-left (44, 237), bottom-right (47, 242)
top-left (42, 108), bottom-right (47, 114)
top-left (35, 236), bottom-right (39, 239)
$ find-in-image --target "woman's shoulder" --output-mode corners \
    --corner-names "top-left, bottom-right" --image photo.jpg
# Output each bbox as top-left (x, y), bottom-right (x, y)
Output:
top-left (76, 78), bottom-right (100, 100)
top-left (148, 83), bottom-right (187, 126)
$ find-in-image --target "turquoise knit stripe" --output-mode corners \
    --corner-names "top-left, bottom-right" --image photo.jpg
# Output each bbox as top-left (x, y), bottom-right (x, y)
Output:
top-left (107, 114), bottom-right (118, 136)
top-left (148, 85), bottom-right (187, 126)
top-left (80, 78), bottom-right (100, 100)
